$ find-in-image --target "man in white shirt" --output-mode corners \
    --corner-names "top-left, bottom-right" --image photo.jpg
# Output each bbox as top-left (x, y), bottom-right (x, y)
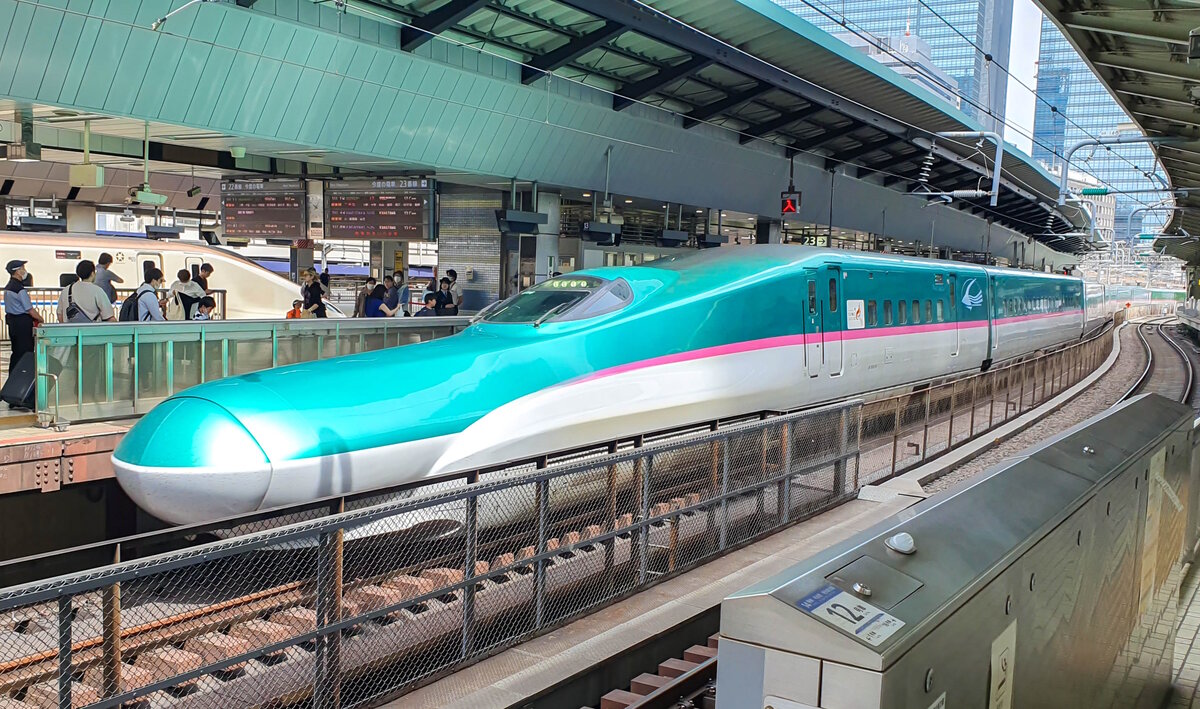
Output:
top-left (57, 260), bottom-right (115, 323)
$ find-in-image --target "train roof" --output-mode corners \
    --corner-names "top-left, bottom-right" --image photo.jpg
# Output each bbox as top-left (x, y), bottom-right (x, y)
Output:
top-left (578, 245), bottom-right (1080, 285)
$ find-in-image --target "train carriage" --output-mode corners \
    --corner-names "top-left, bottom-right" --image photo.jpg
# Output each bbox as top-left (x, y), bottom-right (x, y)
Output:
top-left (113, 246), bottom-right (1093, 525)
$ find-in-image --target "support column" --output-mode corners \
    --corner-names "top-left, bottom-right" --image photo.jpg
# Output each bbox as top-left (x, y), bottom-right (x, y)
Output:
top-left (65, 204), bottom-right (96, 233)
top-left (755, 218), bottom-right (781, 244)
top-left (535, 191), bottom-right (561, 281)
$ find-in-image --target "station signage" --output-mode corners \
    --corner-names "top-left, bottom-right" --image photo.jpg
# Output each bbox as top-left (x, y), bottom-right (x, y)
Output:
top-left (326, 179), bottom-right (434, 240)
top-left (221, 180), bottom-right (306, 238)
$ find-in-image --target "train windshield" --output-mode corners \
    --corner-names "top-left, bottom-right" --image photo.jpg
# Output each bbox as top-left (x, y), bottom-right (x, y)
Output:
top-left (483, 276), bottom-right (633, 324)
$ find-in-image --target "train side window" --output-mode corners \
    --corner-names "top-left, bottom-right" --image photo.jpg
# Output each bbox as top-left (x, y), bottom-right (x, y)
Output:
top-left (949, 279), bottom-right (955, 303)
top-left (808, 281), bottom-right (817, 315)
top-left (828, 279), bottom-right (838, 312)
top-left (867, 300), bottom-right (877, 326)
top-left (925, 300), bottom-right (932, 322)
top-left (898, 301), bottom-right (908, 325)
top-left (936, 300), bottom-right (945, 322)
top-left (912, 300), bottom-right (920, 324)
top-left (883, 300), bottom-right (893, 326)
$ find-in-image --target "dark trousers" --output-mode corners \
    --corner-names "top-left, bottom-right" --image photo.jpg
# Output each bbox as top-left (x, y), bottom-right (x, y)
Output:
top-left (6, 313), bottom-right (33, 373)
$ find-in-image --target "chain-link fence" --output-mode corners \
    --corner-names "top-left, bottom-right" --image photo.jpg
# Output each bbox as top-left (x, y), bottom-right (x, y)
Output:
top-left (0, 400), bottom-right (861, 709)
top-left (0, 321), bottom-right (1119, 708)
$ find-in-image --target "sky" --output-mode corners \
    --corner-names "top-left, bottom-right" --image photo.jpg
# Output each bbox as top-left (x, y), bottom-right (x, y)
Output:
top-left (1003, 0), bottom-right (1042, 156)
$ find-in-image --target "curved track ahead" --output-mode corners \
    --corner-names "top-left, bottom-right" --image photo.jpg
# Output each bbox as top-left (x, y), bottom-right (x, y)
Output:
top-left (1122, 318), bottom-right (1194, 405)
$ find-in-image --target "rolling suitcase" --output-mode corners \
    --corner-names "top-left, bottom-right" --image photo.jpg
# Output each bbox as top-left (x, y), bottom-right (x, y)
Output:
top-left (1, 352), bottom-right (36, 410)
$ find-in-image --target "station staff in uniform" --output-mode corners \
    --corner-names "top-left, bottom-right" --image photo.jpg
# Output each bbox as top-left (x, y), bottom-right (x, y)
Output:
top-left (4, 260), bottom-right (42, 372)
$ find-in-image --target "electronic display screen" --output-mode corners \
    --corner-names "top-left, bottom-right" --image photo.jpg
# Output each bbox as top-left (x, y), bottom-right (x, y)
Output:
top-left (221, 180), bottom-right (306, 238)
top-left (326, 179), bottom-right (433, 240)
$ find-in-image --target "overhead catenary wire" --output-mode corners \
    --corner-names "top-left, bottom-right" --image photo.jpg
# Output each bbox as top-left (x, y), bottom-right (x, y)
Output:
top-left (794, 0), bottom-right (1164, 212)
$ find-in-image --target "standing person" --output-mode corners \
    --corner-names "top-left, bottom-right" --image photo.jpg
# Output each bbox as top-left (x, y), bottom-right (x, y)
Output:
top-left (383, 275), bottom-right (400, 312)
top-left (166, 269), bottom-right (206, 321)
top-left (446, 269), bottom-right (463, 312)
top-left (397, 274), bottom-right (411, 315)
top-left (352, 278), bottom-right (377, 318)
top-left (4, 260), bottom-right (42, 373)
top-left (364, 285), bottom-right (388, 318)
top-left (195, 263), bottom-right (214, 293)
top-left (135, 269), bottom-right (167, 321)
top-left (57, 260), bottom-right (115, 323)
top-left (435, 277), bottom-right (458, 316)
top-left (414, 292), bottom-right (439, 317)
top-left (300, 269), bottom-right (327, 318)
top-left (94, 252), bottom-right (123, 303)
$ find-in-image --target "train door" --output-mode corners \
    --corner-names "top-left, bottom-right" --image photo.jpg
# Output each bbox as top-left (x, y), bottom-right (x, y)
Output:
top-left (947, 273), bottom-right (960, 357)
top-left (804, 276), bottom-right (822, 377)
top-left (135, 251), bottom-right (163, 283)
top-left (184, 256), bottom-right (202, 280)
top-left (821, 265), bottom-right (843, 375)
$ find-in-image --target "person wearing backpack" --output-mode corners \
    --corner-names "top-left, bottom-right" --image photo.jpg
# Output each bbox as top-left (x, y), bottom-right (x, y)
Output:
top-left (57, 260), bottom-right (115, 324)
top-left (119, 269), bottom-right (166, 322)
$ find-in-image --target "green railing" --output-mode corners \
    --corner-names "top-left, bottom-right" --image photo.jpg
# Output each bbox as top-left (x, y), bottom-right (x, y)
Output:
top-left (34, 317), bottom-right (472, 424)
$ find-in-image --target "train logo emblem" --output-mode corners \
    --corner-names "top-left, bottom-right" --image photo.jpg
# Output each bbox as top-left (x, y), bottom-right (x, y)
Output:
top-left (961, 279), bottom-right (983, 310)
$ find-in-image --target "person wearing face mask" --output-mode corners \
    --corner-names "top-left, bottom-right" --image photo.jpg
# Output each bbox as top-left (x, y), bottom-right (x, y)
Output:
top-left (3, 260), bottom-right (42, 374)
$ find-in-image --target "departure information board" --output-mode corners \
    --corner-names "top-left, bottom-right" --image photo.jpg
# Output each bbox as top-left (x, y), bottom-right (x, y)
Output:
top-left (221, 180), bottom-right (305, 238)
top-left (326, 179), bottom-right (433, 240)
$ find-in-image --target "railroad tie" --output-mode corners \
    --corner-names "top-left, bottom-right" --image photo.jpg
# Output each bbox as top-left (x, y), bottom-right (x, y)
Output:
top-left (598, 689), bottom-right (644, 709)
top-left (133, 646), bottom-right (204, 688)
top-left (629, 673), bottom-right (671, 694)
top-left (270, 608), bottom-right (317, 635)
top-left (683, 645), bottom-right (716, 663)
top-left (185, 632), bottom-right (255, 672)
top-left (22, 681), bottom-right (100, 709)
top-left (657, 657), bottom-right (699, 678)
top-left (82, 662), bottom-right (154, 693)
top-left (226, 619), bottom-right (294, 656)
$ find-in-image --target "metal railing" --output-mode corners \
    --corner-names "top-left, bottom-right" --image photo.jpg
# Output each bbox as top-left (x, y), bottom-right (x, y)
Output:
top-left (0, 400), bottom-right (860, 709)
top-left (0, 289), bottom-right (229, 341)
top-left (34, 317), bottom-right (471, 424)
top-left (0, 318), bottom-right (1122, 708)
top-left (858, 319), bottom-right (1115, 483)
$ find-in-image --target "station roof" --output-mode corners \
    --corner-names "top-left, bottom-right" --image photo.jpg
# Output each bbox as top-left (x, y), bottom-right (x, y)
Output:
top-left (244, 0), bottom-right (1094, 249)
top-left (1033, 0), bottom-right (1200, 262)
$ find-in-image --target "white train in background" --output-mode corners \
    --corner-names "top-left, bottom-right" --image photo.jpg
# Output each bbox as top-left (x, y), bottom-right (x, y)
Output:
top-left (0, 231), bottom-right (342, 319)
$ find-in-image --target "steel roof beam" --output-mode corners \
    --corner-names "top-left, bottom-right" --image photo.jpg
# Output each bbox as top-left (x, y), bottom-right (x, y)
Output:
top-left (521, 20), bottom-right (627, 84)
top-left (1113, 81), bottom-right (1193, 107)
top-left (790, 122), bottom-right (863, 151)
top-left (612, 56), bottom-right (714, 110)
top-left (829, 135), bottom-right (896, 164)
top-left (738, 104), bottom-right (826, 144)
top-left (1061, 12), bottom-right (1189, 45)
top-left (401, 0), bottom-right (492, 52)
top-left (1090, 52), bottom-right (1200, 82)
top-left (1131, 104), bottom-right (1200, 130)
top-left (683, 83), bottom-right (771, 128)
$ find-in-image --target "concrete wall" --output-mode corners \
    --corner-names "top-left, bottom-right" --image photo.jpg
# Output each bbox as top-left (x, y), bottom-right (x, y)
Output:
top-left (437, 185), bottom-right (502, 310)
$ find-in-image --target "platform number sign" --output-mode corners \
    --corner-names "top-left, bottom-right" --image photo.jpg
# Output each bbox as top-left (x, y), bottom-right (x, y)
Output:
top-left (781, 191), bottom-right (801, 217)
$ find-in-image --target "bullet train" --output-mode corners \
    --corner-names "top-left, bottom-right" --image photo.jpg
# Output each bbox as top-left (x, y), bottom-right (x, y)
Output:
top-left (113, 245), bottom-right (1123, 526)
top-left (0, 231), bottom-right (340, 319)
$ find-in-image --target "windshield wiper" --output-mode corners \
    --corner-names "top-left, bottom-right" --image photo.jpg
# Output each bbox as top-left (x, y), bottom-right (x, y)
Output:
top-left (532, 302), bottom-right (572, 328)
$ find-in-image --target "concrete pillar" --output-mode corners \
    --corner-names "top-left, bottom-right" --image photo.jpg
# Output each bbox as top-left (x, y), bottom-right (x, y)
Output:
top-left (289, 245), bottom-right (313, 284)
top-left (535, 191), bottom-right (561, 281)
top-left (755, 219), bottom-right (781, 244)
top-left (66, 203), bottom-right (96, 233)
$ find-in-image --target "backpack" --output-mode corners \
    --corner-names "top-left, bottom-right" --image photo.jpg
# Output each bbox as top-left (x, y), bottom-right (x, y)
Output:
top-left (118, 289), bottom-right (152, 322)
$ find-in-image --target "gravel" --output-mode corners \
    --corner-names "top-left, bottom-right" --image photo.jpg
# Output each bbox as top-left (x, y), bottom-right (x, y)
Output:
top-left (923, 324), bottom-right (1148, 494)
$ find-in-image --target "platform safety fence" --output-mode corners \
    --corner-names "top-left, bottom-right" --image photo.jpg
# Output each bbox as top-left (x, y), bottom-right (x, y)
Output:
top-left (0, 319), bottom-right (1120, 708)
top-left (0, 288), bottom-right (229, 342)
top-left (33, 316), bottom-right (471, 423)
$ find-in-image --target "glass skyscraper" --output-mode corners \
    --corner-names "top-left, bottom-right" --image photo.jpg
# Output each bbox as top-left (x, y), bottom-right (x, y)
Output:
top-left (1032, 17), bottom-right (1168, 241)
top-left (771, 0), bottom-right (1013, 133)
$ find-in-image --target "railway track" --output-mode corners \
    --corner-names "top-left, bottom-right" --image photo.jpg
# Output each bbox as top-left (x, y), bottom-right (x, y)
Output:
top-left (1122, 318), bottom-right (1194, 404)
top-left (591, 637), bottom-right (718, 709)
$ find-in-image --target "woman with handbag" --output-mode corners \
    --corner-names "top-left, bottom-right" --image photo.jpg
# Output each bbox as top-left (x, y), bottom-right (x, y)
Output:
top-left (300, 269), bottom-right (326, 318)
